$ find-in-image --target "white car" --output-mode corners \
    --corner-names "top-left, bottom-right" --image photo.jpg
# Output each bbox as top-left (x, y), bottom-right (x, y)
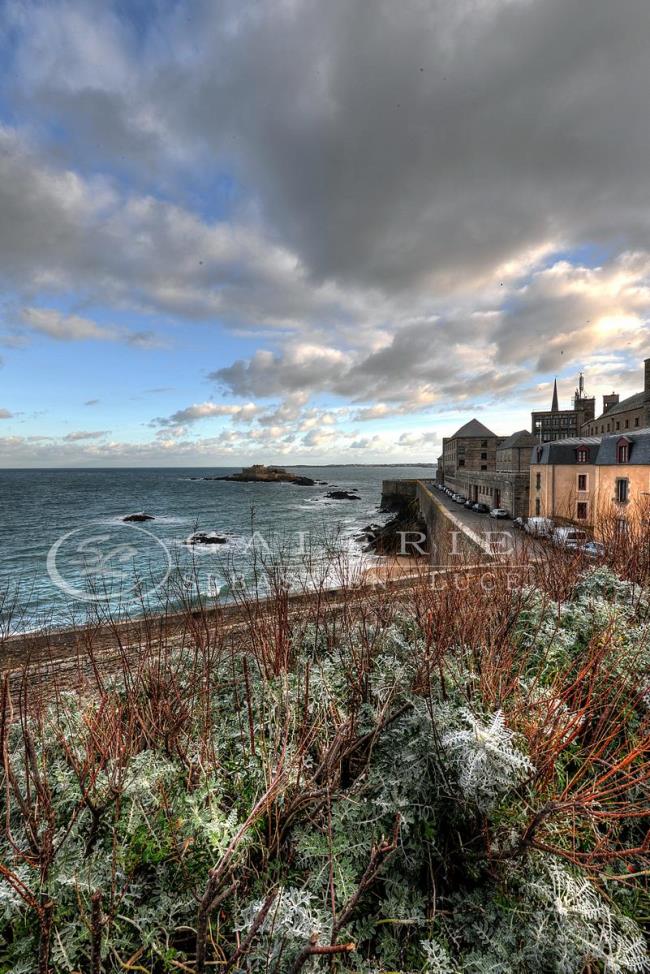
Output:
top-left (524, 517), bottom-right (554, 537)
top-left (489, 508), bottom-right (509, 519)
top-left (553, 526), bottom-right (589, 548)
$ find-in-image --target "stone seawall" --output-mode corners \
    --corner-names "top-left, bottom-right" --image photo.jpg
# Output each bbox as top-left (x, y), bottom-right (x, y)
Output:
top-left (380, 479), bottom-right (495, 565)
top-left (379, 479), bottom-right (418, 511)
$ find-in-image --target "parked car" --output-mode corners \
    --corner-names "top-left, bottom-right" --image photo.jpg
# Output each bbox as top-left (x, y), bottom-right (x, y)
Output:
top-left (454, 494), bottom-right (467, 504)
top-left (512, 517), bottom-right (527, 530)
top-left (524, 516), bottom-right (554, 536)
top-left (553, 526), bottom-right (589, 548)
top-left (580, 541), bottom-right (606, 559)
top-left (464, 499), bottom-right (474, 509)
top-left (472, 503), bottom-right (490, 514)
top-left (489, 508), bottom-right (510, 519)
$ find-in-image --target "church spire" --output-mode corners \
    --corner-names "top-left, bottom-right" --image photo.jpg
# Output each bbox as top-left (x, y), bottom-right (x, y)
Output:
top-left (551, 378), bottom-right (559, 412)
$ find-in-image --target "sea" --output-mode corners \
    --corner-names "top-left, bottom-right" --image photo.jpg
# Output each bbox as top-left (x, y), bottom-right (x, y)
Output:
top-left (0, 465), bottom-right (434, 633)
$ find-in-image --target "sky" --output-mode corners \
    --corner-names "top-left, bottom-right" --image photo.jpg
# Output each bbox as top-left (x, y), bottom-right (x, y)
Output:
top-left (1, 0), bottom-right (650, 467)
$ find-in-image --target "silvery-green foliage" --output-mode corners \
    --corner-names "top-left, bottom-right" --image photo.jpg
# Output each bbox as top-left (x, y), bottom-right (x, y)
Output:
top-left (2, 568), bottom-right (649, 972)
top-left (574, 566), bottom-right (644, 608)
top-left (186, 783), bottom-right (240, 854)
top-left (517, 566), bottom-right (650, 679)
top-left (440, 710), bottom-right (533, 809)
top-left (531, 861), bottom-right (649, 973)
top-left (421, 939), bottom-right (458, 973)
top-left (236, 886), bottom-right (328, 971)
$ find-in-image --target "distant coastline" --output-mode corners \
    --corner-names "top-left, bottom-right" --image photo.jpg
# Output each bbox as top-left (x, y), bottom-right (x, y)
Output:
top-left (289, 462), bottom-right (437, 468)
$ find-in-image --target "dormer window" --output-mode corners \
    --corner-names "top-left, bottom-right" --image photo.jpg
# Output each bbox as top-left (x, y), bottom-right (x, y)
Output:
top-left (617, 437), bottom-right (631, 463)
top-left (576, 446), bottom-right (589, 464)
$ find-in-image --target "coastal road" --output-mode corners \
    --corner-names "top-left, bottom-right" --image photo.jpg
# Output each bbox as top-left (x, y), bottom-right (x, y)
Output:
top-left (429, 485), bottom-right (540, 560)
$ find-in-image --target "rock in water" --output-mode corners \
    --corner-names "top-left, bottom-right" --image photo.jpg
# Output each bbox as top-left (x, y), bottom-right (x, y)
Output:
top-left (123, 513), bottom-right (155, 522)
top-left (185, 532), bottom-right (228, 545)
top-left (326, 490), bottom-right (361, 501)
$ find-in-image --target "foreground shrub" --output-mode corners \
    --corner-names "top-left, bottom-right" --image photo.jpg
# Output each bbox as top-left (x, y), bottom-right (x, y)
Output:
top-left (1, 566), bottom-right (649, 972)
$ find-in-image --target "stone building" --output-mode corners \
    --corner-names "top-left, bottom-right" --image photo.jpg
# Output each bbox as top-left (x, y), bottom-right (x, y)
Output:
top-left (581, 358), bottom-right (650, 436)
top-left (529, 429), bottom-right (650, 537)
top-left (440, 418), bottom-right (500, 482)
top-left (531, 374), bottom-right (595, 442)
top-left (439, 423), bottom-right (536, 517)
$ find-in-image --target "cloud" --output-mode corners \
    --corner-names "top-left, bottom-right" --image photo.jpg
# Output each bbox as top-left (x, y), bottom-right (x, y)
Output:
top-left (0, 126), bottom-right (361, 335)
top-left (153, 401), bottom-right (259, 427)
top-left (20, 307), bottom-right (118, 341)
top-left (62, 429), bottom-right (110, 441)
top-left (0, 408), bottom-right (12, 419)
top-left (3, 0), bottom-right (650, 462)
top-left (19, 0), bottom-right (645, 296)
top-left (212, 345), bottom-right (351, 398)
top-left (84, 399), bottom-right (99, 406)
top-left (17, 307), bottom-right (167, 347)
top-left (494, 253), bottom-right (650, 372)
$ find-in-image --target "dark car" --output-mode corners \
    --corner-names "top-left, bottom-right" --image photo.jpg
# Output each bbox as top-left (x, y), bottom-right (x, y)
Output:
top-left (464, 499), bottom-right (474, 509)
top-left (472, 503), bottom-right (490, 514)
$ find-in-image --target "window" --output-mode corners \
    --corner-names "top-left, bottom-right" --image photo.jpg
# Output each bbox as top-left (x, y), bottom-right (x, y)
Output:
top-left (536, 472), bottom-right (542, 489)
top-left (577, 474), bottom-right (587, 491)
top-left (616, 478), bottom-right (629, 503)
top-left (458, 459), bottom-right (465, 467)
top-left (625, 419), bottom-right (629, 429)
top-left (601, 425), bottom-right (604, 433)
top-left (577, 502), bottom-right (588, 520)
top-left (480, 464), bottom-right (487, 471)
top-left (535, 498), bottom-right (541, 516)
top-left (576, 447), bottom-right (589, 463)
top-left (635, 417), bottom-right (640, 427)
top-left (617, 439), bottom-right (630, 463)
top-left (480, 452), bottom-right (487, 460)
top-left (481, 440), bottom-right (487, 448)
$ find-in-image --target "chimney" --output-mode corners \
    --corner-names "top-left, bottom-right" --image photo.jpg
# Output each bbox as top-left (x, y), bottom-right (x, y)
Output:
top-left (645, 358), bottom-right (650, 403)
top-left (603, 393), bottom-right (619, 414)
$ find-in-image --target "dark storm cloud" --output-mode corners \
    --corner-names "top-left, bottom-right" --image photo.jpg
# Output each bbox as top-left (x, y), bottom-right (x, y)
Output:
top-left (9, 0), bottom-right (650, 297)
top-left (161, 0), bottom-right (650, 290)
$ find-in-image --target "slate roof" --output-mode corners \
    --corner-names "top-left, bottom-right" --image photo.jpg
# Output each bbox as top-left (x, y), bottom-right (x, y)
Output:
top-left (498, 429), bottom-right (537, 450)
top-left (597, 391), bottom-right (645, 419)
top-left (451, 418), bottom-right (497, 439)
top-left (531, 437), bottom-right (602, 466)
top-left (595, 428), bottom-right (650, 464)
top-left (530, 429), bottom-right (650, 465)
